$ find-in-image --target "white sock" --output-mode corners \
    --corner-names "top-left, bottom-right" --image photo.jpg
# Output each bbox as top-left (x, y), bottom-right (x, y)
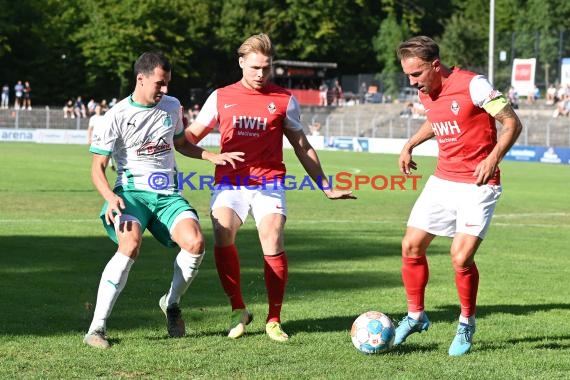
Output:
top-left (408, 311), bottom-right (424, 321)
top-left (165, 250), bottom-right (204, 306)
top-left (459, 315), bottom-right (476, 326)
top-left (88, 252), bottom-right (134, 333)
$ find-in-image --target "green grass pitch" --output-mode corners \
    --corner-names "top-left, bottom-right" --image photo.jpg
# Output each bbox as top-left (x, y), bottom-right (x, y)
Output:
top-left (0, 142), bottom-right (569, 378)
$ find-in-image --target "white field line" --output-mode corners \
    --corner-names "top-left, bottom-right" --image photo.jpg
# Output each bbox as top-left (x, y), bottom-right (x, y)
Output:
top-left (0, 212), bottom-right (567, 227)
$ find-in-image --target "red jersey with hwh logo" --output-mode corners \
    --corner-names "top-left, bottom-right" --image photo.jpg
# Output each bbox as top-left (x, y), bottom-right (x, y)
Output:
top-left (419, 67), bottom-right (503, 185)
top-left (196, 81), bottom-right (304, 185)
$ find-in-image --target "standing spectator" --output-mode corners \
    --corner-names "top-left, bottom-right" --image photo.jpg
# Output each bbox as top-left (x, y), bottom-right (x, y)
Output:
top-left (185, 33), bottom-right (355, 343)
top-left (333, 79), bottom-right (343, 106)
top-left (319, 80), bottom-right (328, 106)
top-left (1, 84), bottom-right (9, 109)
top-left (394, 36), bottom-right (522, 356)
top-left (23, 81), bottom-right (32, 110)
top-left (14, 80), bottom-right (24, 110)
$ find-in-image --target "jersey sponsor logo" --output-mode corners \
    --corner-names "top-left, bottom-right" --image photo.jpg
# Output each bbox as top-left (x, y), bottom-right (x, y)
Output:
top-left (224, 103), bottom-right (238, 109)
top-left (431, 120), bottom-right (461, 137)
top-left (232, 115), bottom-right (268, 131)
top-left (465, 223), bottom-right (481, 227)
top-left (136, 137), bottom-right (171, 156)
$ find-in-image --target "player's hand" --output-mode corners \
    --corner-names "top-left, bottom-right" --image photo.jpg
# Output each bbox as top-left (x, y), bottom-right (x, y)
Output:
top-left (399, 150), bottom-right (417, 176)
top-left (207, 151), bottom-right (245, 169)
top-left (324, 189), bottom-right (357, 200)
top-left (104, 194), bottom-right (125, 225)
top-left (473, 157), bottom-right (498, 185)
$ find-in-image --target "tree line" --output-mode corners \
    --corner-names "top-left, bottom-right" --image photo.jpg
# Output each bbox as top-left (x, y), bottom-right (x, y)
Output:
top-left (1, 0), bottom-right (569, 107)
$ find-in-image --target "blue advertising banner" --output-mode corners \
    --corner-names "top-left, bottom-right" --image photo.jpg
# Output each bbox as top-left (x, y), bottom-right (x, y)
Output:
top-left (505, 145), bottom-right (570, 165)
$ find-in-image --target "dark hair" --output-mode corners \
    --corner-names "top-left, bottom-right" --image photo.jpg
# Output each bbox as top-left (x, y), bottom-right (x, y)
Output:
top-left (133, 51), bottom-right (171, 78)
top-left (396, 36), bottom-right (440, 62)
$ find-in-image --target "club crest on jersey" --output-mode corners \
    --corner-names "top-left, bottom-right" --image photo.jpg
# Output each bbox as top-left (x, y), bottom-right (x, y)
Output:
top-left (451, 100), bottom-right (460, 115)
top-left (267, 102), bottom-right (277, 114)
top-left (137, 137), bottom-right (171, 156)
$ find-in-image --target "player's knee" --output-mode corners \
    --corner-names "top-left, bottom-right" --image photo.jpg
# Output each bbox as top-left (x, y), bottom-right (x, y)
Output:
top-left (450, 253), bottom-right (474, 270)
top-left (401, 237), bottom-right (422, 257)
top-left (117, 242), bottom-right (141, 259)
top-left (178, 233), bottom-right (205, 255)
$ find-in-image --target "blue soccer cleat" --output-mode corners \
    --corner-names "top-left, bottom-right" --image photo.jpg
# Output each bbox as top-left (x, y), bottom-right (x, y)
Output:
top-left (448, 322), bottom-right (475, 356)
top-left (394, 314), bottom-right (430, 345)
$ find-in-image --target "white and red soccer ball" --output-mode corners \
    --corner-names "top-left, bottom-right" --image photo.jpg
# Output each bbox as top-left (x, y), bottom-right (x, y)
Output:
top-left (350, 311), bottom-right (395, 354)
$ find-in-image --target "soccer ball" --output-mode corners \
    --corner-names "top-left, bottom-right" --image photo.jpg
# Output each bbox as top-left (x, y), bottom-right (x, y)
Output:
top-left (350, 311), bottom-right (395, 354)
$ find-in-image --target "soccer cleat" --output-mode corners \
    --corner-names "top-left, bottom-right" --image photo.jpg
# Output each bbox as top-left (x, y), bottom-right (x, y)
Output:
top-left (83, 328), bottom-right (110, 349)
top-left (227, 309), bottom-right (253, 339)
top-left (265, 321), bottom-right (289, 342)
top-left (159, 294), bottom-right (185, 338)
top-left (448, 323), bottom-right (475, 356)
top-left (394, 314), bottom-right (431, 345)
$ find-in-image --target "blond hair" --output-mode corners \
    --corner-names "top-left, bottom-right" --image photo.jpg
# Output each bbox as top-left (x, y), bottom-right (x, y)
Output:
top-left (237, 33), bottom-right (275, 58)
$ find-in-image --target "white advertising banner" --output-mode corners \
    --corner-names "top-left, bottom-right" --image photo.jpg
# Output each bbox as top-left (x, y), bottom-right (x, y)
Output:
top-left (511, 58), bottom-right (536, 96)
top-left (561, 58), bottom-right (570, 87)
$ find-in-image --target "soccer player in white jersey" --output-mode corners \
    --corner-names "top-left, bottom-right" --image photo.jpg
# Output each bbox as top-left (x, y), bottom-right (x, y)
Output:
top-left (185, 33), bottom-right (356, 342)
top-left (84, 51), bottom-right (243, 349)
top-left (394, 36), bottom-right (523, 356)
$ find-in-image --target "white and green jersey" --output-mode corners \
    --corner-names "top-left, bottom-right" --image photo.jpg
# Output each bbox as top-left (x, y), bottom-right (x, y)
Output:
top-left (89, 94), bottom-right (184, 194)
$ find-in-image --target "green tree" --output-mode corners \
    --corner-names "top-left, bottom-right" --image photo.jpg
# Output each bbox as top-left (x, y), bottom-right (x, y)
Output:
top-left (373, 14), bottom-right (409, 98)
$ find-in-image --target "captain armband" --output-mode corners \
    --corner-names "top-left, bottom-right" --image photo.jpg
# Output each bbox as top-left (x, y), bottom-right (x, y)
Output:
top-left (482, 95), bottom-right (508, 117)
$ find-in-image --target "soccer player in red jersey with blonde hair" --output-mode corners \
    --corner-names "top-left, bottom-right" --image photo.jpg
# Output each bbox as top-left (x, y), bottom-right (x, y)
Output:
top-left (394, 36), bottom-right (522, 355)
top-left (186, 33), bottom-right (355, 342)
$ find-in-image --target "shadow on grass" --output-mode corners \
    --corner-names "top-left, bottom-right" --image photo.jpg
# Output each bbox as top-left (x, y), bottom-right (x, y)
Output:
top-left (428, 303), bottom-right (570, 324)
top-left (0, 230), bottom-right (403, 337)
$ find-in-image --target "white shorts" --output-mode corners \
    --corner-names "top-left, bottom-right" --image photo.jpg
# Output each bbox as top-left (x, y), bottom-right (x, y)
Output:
top-left (407, 175), bottom-right (502, 238)
top-left (210, 185), bottom-right (287, 227)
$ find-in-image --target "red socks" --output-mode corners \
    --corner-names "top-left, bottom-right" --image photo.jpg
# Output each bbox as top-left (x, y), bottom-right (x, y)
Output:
top-left (455, 263), bottom-right (479, 318)
top-left (214, 245), bottom-right (245, 310)
top-left (402, 256), bottom-right (429, 312)
top-left (264, 252), bottom-right (288, 323)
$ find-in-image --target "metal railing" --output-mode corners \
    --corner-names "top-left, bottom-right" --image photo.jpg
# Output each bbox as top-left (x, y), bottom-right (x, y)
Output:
top-left (1, 105), bottom-right (569, 147)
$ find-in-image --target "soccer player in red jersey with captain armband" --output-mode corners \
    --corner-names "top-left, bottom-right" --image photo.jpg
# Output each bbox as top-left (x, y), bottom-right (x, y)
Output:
top-left (185, 33), bottom-right (356, 342)
top-left (394, 36), bottom-right (522, 356)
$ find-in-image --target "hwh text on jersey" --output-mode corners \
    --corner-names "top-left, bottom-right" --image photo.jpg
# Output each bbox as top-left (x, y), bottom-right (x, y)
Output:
top-left (431, 120), bottom-right (461, 136)
top-left (232, 115), bottom-right (268, 131)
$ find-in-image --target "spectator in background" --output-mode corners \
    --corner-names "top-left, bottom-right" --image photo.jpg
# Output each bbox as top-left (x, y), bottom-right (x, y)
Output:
top-left (100, 99), bottom-right (110, 113)
top-left (14, 80), bottom-right (24, 110)
top-left (189, 104), bottom-right (200, 123)
top-left (507, 86), bottom-right (519, 109)
top-left (63, 99), bottom-right (75, 118)
top-left (108, 98), bottom-right (117, 108)
top-left (546, 84), bottom-right (557, 105)
top-left (553, 93), bottom-right (570, 117)
top-left (319, 80), bottom-right (328, 106)
top-left (74, 96), bottom-right (87, 118)
top-left (87, 98), bottom-right (97, 115)
top-left (1, 84), bottom-right (9, 109)
top-left (333, 79), bottom-right (343, 106)
top-left (23, 81), bottom-right (32, 110)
